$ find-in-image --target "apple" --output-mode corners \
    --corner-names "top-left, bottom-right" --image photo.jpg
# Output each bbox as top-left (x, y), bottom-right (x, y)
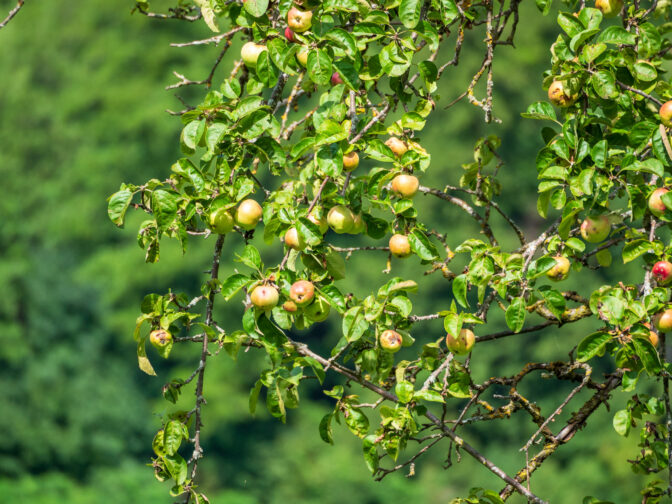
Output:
top-left (284, 27), bottom-right (295, 42)
top-left (287, 6), bottom-right (312, 33)
top-left (283, 300), bottom-right (298, 312)
top-left (648, 329), bottom-right (660, 347)
top-left (652, 261), bottom-right (672, 286)
top-left (546, 256), bottom-right (570, 281)
top-left (235, 199), bottom-right (263, 230)
top-left (150, 329), bottom-right (172, 349)
top-left (250, 285), bottom-right (279, 310)
top-left (296, 47), bottom-right (309, 67)
top-left (327, 205), bottom-right (355, 233)
top-left (547, 80), bottom-right (577, 107)
top-left (445, 328), bottom-right (475, 355)
top-left (284, 227), bottom-right (307, 251)
top-left (595, 0), bottom-right (623, 16)
top-left (654, 308), bottom-right (672, 332)
top-left (389, 234), bottom-right (411, 258)
top-left (385, 137), bottom-right (408, 157)
top-left (379, 329), bottom-right (402, 353)
top-left (289, 280), bottom-right (315, 306)
top-left (331, 72), bottom-right (343, 85)
top-left (241, 41), bottom-right (267, 68)
top-left (343, 151), bottom-right (359, 172)
top-left (649, 188), bottom-right (669, 217)
top-left (660, 101), bottom-right (672, 128)
top-left (307, 207), bottom-right (329, 234)
top-left (209, 208), bottom-right (234, 234)
top-left (305, 297), bottom-right (330, 322)
top-left (391, 174), bottom-right (419, 198)
top-left (580, 215), bottom-right (610, 243)
top-left (349, 213), bottom-right (367, 234)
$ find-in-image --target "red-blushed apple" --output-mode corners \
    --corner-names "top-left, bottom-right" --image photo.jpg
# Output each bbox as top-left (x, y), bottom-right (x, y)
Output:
top-left (649, 188), bottom-right (669, 217)
top-left (327, 205), bottom-right (354, 233)
top-left (389, 234), bottom-right (411, 258)
top-left (385, 137), bottom-right (408, 157)
top-left (284, 227), bottom-right (307, 251)
top-left (580, 215), bottom-right (610, 243)
top-left (660, 101), bottom-right (672, 128)
top-left (349, 213), bottom-right (366, 234)
top-left (289, 280), bottom-right (315, 306)
top-left (546, 256), bottom-right (570, 281)
top-left (379, 329), bottom-right (402, 353)
top-left (331, 72), bottom-right (343, 85)
top-left (305, 297), bottom-right (330, 322)
top-left (307, 207), bottom-right (329, 234)
top-left (595, 0), bottom-right (623, 16)
top-left (250, 285), bottom-right (279, 310)
top-left (343, 151), bottom-right (359, 172)
top-left (391, 174), bottom-right (419, 198)
top-left (548, 80), bottom-right (577, 107)
top-left (287, 6), bottom-right (312, 33)
top-left (653, 308), bottom-right (672, 332)
top-left (209, 208), bottom-right (234, 234)
top-left (284, 27), bottom-right (295, 42)
top-left (283, 300), bottom-right (298, 312)
top-left (445, 328), bottom-right (475, 355)
top-left (150, 329), bottom-right (172, 349)
top-left (652, 261), bottom-right (672, 286)
top-left (296, 47), bottom-right (309, 67)
top-left (235, 199), bottom-right (263, 230)
top-left (241, 41), bottom-right (267, 68)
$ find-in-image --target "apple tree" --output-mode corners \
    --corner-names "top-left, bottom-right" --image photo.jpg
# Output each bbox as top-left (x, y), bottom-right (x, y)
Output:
top-left (108, 0), bottom-right (672, 501)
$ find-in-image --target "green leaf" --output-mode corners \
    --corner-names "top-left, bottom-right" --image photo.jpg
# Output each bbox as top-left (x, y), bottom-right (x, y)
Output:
top-left (151, 189), bottom-right (179, 232)
top-left (399, 0), bottom-right (422, 28)
top-left (344, 406), bottom-right (369, 437)
top-left (332, 59), bottom-right (360, 90)
top-left (249, 380), bottom-right (263, 415)
top-left (577, 331), bottom-right (610, 362)
top-left (221, 274), bottom-right (251, 301)
top-left (409, 228), bottom-right (439, 260)
top-left (591, 69), bottom-right (618, 99)
top-left (307, 49), bottom-right (332, 86)
top-left (296, 217), bottom-right (323, 247)
top-left (505, 297), bottom-right (526, 333)
top-left (342, 306), bottom-right (368, 342)
top-left (362, 435), bottom-right (379, 473)
top-left (622, 239), bottom-right (653, 264)
top-left (453, 274), bottom-right (468, 308)
top-left (256, 50), bottom-right (279, 87)
top-left (413, 389), bottom-right (445, 403)
top-left (395, 381), bottom-right (414, 403)
top-left (319, 413), bottom-right (334, 444)
top-left (557, 12), bottom-right (584, 38)
top-left (632, 338), bottom-right (662, 374)
top-left (243, 0), bottom-right (269, 17)
top-left (612, 409), bottom-right (630, 436)
top-left (521, 102), bottom-right (557, 122)
top-left (108, 188), bottom-right (133, 227)
top-left (163, 420), bottom-right (185, 456)
top-left (597, 26), bottom-right (636, 45)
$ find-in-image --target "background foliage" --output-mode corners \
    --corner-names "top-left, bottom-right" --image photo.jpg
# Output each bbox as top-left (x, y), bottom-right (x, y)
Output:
top-left (0, 0), bottom-right (663, 501)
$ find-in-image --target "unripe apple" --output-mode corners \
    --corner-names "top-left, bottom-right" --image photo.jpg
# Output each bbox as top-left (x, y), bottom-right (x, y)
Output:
top-left (287, 6), bottom-right (312, 33)
top-left (150, 329), bottom-right (172, 349)
top-left (327, 205), bottom-right (355, 233)
top-left (649, 188), bottom-right (669, 217)
top-left (296, 48), bottom-right (309, 67)
top-left (307, 207), bottom-right (329, 234)
top-left (283, 300), bottom-right (298, 312)
top-left (343, 151), bottom-right (359, 172)
top-left (391, 174), bottom-right (419, 198)
top-left (389, 234), bottom-right (411, 258)
top-left (660, 101), bottom-right (672, 128)
top-left (649, 330), bottom-right (660, 347)
top-left (546, 256), bottom-right (570, 281)
top-left (548, 80), bottom-right (577, 107)
top-left (580, 215), bottom-right (610, 243)
top-left (385, 137), bottom-right (408, 157)
top-left (250, 285), bottom-right (279, 310)
top-left (289, 280), bottom-right (315, 306)
top-left (652, 261), bottom-right (672, 286)
top-left (241, 41), bottom-right (267, 68)
top-left (209, 208), bottom-right (235, 234)
top-left (235, 199), bottom-right (263, 230)
top-left (445, 328), bottom-right (476, 355)
top-left (349, 213), bottom-right (367, 234)
top-left (331, 72), bottom-right (343, 85)
top-left (284, 27), bottom-right (295, 42)
top-left (595, 0), bottom-right (623, 17)
top-left (284, 227), bottom-right (307, 251)
top-left (379, 329), bottom-right (402, 353)
top-left (654, 308), bottom-right (672, 332)
top-left (304, 297), bottom-right (330, 322)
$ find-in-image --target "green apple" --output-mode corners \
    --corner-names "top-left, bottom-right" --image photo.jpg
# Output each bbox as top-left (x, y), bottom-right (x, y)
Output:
top-left (250, 285), bottom-right (279, 310)
top-left (304, 297), bottom-right (330, 322)
top-left (379, 330), bottom-right (402, 353)
top-left (307, 207), bottom-right (329, 234)
top-left (241, 41), bottom-right (267, 68)
top-left (391, 174), bottom-right (419, 198)
top-left (446, 328), bottom-right (475, 355)
top-left (209, 208), bottom-right (234, 234)
top-left (546, 256), bottom-right (570, 281)
top-left (389, 234), bottom-right (411, 258)
top-left (327, 205), bottom-right (354, 233)
top-left (284, 227), bottom-right (307, 251)
top-left (580, 215), bottom-right (610, 243)
top-left (385, 137), bottom-right (408, 157)
top-left (235, 199), bottom-right (263, 230)
top-left (150, 329), bottom-right (172, 349)
top-left (343, 151), bottom-right (359, 172)
top-left (595, 0), bottom-right (623, 17)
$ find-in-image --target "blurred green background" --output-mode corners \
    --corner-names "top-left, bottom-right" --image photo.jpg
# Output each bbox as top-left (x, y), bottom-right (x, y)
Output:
top-left (0, 1), bottom-right (663, 502)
